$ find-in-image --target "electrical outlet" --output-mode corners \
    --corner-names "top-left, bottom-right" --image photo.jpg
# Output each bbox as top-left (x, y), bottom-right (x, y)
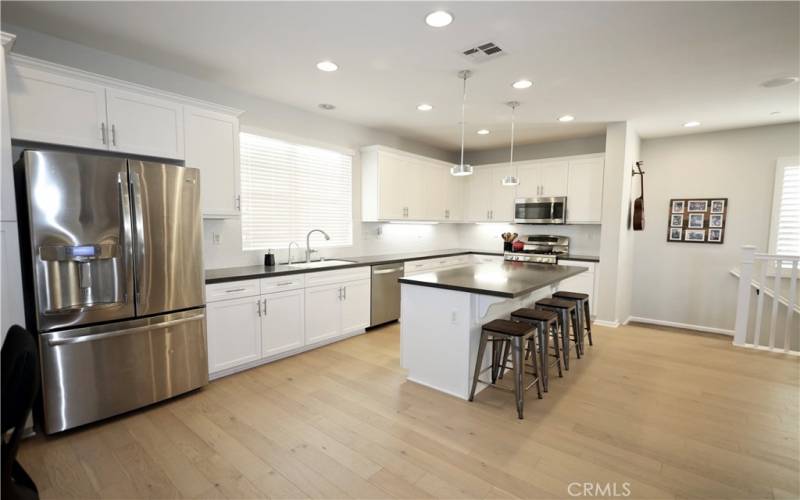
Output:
top-left (211, 232), bottom-right (221, 245)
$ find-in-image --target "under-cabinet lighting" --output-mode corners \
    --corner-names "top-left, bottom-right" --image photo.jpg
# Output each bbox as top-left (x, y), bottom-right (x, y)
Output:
top-left (388, 221), bottom-right (440, 225)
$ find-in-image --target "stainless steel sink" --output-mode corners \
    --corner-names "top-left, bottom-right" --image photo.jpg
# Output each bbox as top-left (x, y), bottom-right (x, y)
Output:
top-left (288, 259), bottom-right (355, 269)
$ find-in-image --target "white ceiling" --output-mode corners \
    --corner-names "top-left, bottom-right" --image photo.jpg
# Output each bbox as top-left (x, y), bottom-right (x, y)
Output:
top-left (2, 1), bottom-right (798, 151)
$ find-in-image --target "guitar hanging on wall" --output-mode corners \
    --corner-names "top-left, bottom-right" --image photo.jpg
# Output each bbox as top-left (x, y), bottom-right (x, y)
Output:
top-left (632, 161), bottom-right (645, 231)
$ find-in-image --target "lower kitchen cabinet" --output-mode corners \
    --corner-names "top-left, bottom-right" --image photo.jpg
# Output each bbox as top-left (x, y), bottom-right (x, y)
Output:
top-left (305, 278), bottom-right (371, 345)
top-left (206, 294), bottom-right (262, 373)
top-left (340, 279), bottom-right (371, 334)
top-left (304, 282), bottom-right (343, 345)
top-left (261, 288), bottom-right (305, 357)
top-left (556, 260), bottom-right (599, 312)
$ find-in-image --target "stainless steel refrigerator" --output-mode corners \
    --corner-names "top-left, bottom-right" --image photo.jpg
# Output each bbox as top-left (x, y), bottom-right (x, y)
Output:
top-left (15, 150), bottom-right (208, 434)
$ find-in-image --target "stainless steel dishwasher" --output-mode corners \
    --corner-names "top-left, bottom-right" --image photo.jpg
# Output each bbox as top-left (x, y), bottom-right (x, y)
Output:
top-left (370, 263), bottom-right (404, 327)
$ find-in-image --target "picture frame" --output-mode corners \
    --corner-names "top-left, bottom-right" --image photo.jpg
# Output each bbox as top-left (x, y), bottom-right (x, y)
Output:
top-left (687, 200), bottom-right (708, 212)
top-left (708, 228), bottom-right (723, 243)
top-left (685, 230), bottom-right (705, 242)
top-left (687, 213), bottom-right (705, 228)
top-left (667, 197), bottom-right (727, 244)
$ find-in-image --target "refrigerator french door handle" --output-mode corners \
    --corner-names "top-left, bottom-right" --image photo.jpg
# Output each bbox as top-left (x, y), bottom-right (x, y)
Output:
top-left (118, 172), bottom-right (133, 303)
top-left (130, 171), bottom-right (146, 306)
top-left (46, 314), bottom-right (205, 347)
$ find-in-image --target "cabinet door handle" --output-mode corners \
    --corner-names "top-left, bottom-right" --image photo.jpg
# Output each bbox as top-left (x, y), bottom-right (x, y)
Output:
top-left (276, 281), bottom-right (292, 286)
top-left (101, 123), bottom-right (107, 145)
top-left (111, 124), bottom-right (117, 146)
top-left (257, 299), bottom-right (262, 317)
top-left (338, 287), bottom-right (342, 300)
top-left (263, 298), bottom-right (267, 315)
top-left (343, 286), bottom-right (347, 300)
top-left (235, 195), bottom-right (241, 210)
top-left (225, 288), bottom-right (246, 293)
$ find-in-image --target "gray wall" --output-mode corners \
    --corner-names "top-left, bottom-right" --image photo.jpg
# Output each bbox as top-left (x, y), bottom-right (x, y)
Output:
top-left (465, 135), bottom-right (606, 166)
top-left (632, 122), bottom-right (800, 332)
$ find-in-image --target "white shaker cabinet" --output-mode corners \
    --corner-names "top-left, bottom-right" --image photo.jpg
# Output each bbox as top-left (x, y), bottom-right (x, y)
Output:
top-left (465, 167), bottom-right (493, 221)
top-left (304, 283), bottom-right (344, 345)
top-left (184, 106), bottom-right (241, 217)
top-left (206, 294), bottom-right (262, 373)
top-left (340, 279), bottom-right (371, 334)
top-left (106, 88), bottom-right (184, 159)
top-left (515, 160), bottom-right (568, 198)
top-left (566, 157), bottom-right (605, 224)
top-left (491, 165), bottom-right (516, 222)
top-left (261, 288), bottom-right (305, 358)
top-left (7, 64), bottom-right (108, 150)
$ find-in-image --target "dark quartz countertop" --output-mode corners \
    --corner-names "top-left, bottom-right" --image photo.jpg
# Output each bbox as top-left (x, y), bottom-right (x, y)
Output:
top-left (205, 248), bottom-right (599, 284)
top-left (398, 261), bottom-right (587, 299)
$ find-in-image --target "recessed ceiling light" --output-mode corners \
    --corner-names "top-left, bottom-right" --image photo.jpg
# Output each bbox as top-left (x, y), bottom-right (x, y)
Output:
top-left (512, 79), bottom-right (533, 89)
top-left (770, 111), bottom-right (781, 115)
top-left (558, 115), bottom-right (575, 122)
top-left (683, 121), bottom-right (701, 128)
top-left (416, 103), bottom-right (433, 111)
top-left (318, 103), bottom-right (336, 110)
top-left (425, 11), bottom-right (453, 27)
top-left (316, 61), bottom-right (338, 72)
top-left (760, 76), bottom-right (798, 88)
top-left (477, 129), bottom-right (490, 135)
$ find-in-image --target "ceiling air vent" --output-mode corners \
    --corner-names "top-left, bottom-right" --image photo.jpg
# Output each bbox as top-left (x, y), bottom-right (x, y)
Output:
top-left (461, 42), bottom-right (505, 63)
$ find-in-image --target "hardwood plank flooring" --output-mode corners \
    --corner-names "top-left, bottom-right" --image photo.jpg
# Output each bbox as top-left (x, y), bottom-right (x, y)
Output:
top-left (17, 323), bottom-right (800, 499)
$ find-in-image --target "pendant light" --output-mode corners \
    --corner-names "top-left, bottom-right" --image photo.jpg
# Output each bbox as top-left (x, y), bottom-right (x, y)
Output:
top-left (451, 70), bottom-right (474, 177)
top-left (502, 101), bottom-right (520, 186)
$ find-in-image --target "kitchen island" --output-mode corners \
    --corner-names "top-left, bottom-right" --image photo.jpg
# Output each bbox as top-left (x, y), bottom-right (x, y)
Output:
top-left (399, 260), bottom-right (586, 399)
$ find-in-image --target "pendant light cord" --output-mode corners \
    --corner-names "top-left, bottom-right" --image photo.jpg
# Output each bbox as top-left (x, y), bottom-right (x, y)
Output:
top-left (460, 72), bottom-right (467, 167)
top-left (509, 103), bottom-right (516, 167)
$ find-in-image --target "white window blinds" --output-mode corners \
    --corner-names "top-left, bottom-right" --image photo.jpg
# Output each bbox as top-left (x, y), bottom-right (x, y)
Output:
top-left (770, 157), bottom-right (800, 258)
top-left (240, 132), bottom-right (353, 251)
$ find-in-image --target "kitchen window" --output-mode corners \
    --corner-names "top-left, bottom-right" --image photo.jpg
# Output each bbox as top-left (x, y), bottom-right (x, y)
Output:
top-left (768, 156), bottom-right (800, 263)
top-left (239, 132), bottom-right (353, 250)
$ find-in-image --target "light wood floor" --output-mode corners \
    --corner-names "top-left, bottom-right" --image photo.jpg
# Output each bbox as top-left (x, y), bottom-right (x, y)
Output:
top-left (18, 323), bottom-right (800, 499)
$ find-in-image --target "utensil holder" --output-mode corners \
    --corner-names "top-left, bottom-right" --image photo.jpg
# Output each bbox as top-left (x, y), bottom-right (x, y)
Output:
top-left (503, 242), bottom-right (513, 252)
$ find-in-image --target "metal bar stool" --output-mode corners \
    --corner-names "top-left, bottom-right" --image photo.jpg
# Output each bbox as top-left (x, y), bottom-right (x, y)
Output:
top-left (510, 307), bottom-right (562, 392)
top-left (553, 291), bottom-right (593, 353)
top-left (469, 319), bottom-right (542, 419)
top-left (535, 297), bottom-right (581, 370)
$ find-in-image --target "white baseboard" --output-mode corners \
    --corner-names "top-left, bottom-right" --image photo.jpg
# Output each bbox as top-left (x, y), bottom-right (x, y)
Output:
top-left (733, 342), bottom-right (800, 357)
top-left (627, 316), bottom-right (734, 336)
top-left (592, 319), bottom-right (619, 328)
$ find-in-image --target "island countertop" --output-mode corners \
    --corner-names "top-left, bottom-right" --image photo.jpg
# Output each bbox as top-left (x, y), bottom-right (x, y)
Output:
top-left (399, 261), bottom-right (586, 299)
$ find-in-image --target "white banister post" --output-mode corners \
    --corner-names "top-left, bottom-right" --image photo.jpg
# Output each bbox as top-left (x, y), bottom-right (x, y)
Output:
top-left (734, 245), bottom-right (757, 346)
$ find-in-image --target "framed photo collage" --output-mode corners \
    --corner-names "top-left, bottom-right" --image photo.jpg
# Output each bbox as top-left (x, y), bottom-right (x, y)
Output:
top-left (667, 198), bottom-right (727, 244)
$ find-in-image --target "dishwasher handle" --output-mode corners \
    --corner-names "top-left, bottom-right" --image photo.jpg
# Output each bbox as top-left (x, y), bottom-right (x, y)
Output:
top-left (373, 267), bottom-right (404, 275)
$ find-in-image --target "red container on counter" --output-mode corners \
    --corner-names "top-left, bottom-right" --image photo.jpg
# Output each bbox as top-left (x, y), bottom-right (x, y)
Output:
top-left (512, 240), bottom-right (524, 252)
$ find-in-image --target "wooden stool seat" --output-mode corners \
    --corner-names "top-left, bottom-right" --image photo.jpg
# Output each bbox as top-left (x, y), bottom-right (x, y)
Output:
top-left (482, 319), bottom-right (535, 337)
top-left (553, 291), bottom-right (589, 301)
top-left (508, 308), bottom-right (558, 322)
top-left (536, 297), bottom-right (577, 310)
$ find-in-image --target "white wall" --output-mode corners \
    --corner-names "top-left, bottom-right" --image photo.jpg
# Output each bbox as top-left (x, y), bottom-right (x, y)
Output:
top-left (595, 122), bottom-right (640, 324)
top-left (632, 122), bottom-right (800, 332)
top-left (3, 24), bottom-right (461, 269)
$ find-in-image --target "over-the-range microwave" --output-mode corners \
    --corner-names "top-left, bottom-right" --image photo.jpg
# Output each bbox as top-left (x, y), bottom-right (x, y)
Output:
top-left (514, 197), bottom-right (567, 224)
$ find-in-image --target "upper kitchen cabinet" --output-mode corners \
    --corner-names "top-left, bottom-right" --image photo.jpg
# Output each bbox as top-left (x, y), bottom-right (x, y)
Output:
top-left (106, 88), bottom-right (184, 159)
top-left (7, 63), bottom-right (108, 150)
top-left (491, 165), bottom-right (516, 222)
top-left (464, 165), bottom-right (515, 222)
top-left (184, 106), bottom-right (241, 217)
top-left (515, 160), bottom-right (569, 198)
top-left (7, 55), bottom-right (242, 174)
top-left (362, 145), bottom-right (447, 221)
top-left (566, 156), bottom-right (605, 224)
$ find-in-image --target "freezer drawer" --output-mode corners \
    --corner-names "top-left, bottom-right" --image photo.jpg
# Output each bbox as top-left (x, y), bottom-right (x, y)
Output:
top-left (38, 309), bottom-right (208, 434)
